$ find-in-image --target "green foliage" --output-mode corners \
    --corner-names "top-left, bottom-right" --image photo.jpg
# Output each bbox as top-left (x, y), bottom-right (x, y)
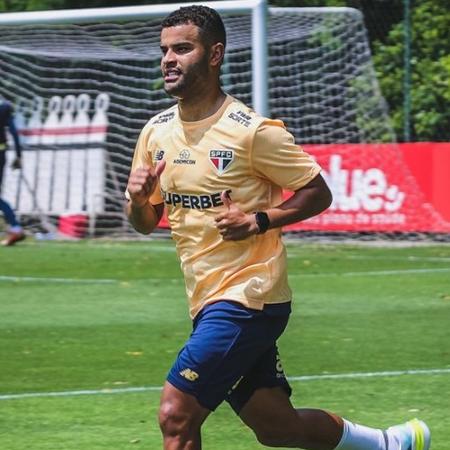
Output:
top-left (373, 0), bottom-right (450, 141)
top-left (349, 64), bottom-right (394, 143)
top-left (0, 0), bottom-right (64, 11)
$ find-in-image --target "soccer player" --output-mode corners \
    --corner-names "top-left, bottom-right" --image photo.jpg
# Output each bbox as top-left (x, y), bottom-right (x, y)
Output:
top-left (126, 5), bottom-right (431, 450)
top-left (0, 98), bottom-right (25, 246)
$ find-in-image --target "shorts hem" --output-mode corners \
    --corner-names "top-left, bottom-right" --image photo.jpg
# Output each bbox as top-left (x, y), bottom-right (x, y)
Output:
top-left (229, 380), bottom-right (292, 415)
top-left (166, 374), bottom-right (217, 412)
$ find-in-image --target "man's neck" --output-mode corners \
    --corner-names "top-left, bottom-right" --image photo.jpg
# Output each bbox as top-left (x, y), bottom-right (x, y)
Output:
top-left (177, 88), bottom-right (227, 122)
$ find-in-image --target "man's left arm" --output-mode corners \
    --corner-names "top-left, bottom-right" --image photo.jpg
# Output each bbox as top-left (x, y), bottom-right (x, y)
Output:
top-left (215, 122), bottom-right (332, 241)
top-left (263, 173), bottom-right (332, 229)
top-left (215, 174), bottom-right (331, 241)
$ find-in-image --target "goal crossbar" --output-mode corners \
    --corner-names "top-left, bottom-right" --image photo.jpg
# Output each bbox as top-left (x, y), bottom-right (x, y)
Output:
top-left (0, 0), bottom-right (268, 115)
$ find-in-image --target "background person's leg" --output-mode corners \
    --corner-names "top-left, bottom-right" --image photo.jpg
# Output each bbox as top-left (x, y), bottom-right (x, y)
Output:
top-left (0, 197), bottom-right (25, 246)
top-left (0, 197), bottom-right (19, 227)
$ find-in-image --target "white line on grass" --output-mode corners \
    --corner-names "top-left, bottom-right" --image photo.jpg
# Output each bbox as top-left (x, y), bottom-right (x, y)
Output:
top-left (1, 367), bottom-right (449, 401)
top-left (0, 275), bottom-right (117, 284)
top-left (342, 255), bottom-right (450, 263)
top-left (1, 267), bottom-right (449, 285)
top-left (31, 242), bottom-right (177, 252)
top-left (290, 268), bottom-right (450, 277)
top-left (0, 386), bottom-right (161, 400)
top-left (287, 368), bottom-right (450, 381)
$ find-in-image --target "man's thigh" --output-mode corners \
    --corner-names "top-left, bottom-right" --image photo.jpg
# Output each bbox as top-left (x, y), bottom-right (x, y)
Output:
top-left (239, 386), bottom-right (298, 432)
top-left (226, 339), bottom-right (292, 414)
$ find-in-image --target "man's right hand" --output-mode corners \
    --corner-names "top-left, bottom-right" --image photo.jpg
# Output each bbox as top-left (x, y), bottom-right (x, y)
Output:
top-left (126, 161), bottom-right (166, 208)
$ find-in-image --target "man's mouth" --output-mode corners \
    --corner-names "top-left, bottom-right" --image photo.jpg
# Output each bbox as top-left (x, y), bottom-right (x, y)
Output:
top-left (164, 69), bottom-right (181, 82)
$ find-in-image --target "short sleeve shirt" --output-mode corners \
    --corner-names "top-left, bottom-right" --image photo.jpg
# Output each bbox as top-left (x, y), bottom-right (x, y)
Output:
top-left (129, 95), bottom-right (321, 318)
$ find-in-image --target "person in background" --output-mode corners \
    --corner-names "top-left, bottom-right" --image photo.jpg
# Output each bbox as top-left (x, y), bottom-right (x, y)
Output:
top-left (0, 98), bottom-right (26, 246)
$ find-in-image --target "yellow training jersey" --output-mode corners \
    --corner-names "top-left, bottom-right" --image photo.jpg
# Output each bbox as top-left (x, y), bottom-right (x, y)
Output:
top-left (130, 95), bottom-right (321, 318)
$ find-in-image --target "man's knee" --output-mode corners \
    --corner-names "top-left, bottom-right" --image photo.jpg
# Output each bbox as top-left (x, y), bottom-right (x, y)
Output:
top-left (159, 398), bottom-right (193, 438)
top-left (159, 383), bottom-right (210, 442)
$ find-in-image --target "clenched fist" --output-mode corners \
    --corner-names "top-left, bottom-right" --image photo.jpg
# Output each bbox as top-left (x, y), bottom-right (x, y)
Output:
top-left (127, 161), bottom-right (166, 208)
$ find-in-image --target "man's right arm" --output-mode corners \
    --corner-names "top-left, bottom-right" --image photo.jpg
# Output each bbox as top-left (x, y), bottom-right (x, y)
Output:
top-left (125, 161), bottom-right (166, 235)
top-left (126, 201), bottom-right (164, 235)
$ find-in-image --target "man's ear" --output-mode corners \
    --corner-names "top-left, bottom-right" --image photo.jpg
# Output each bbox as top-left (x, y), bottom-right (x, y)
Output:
top-left (210, 42), bottom-right (225, 67)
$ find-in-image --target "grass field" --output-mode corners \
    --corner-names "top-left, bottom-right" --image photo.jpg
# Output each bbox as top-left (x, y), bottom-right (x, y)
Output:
top-left (0, 238), bottom-right (449, 449)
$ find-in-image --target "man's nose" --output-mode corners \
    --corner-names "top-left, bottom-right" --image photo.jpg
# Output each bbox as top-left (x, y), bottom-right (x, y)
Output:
top-left (162, 48), bottom-right (176, 65)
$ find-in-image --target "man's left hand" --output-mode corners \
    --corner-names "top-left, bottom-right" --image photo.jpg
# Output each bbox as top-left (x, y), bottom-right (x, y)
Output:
top-left (214, 191), bottom-right (260, 241)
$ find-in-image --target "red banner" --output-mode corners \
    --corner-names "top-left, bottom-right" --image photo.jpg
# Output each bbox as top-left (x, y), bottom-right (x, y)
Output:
top-left (291, 143), bottom-right (450, 232)
top-left (158, 143), bottom-right (450, 233)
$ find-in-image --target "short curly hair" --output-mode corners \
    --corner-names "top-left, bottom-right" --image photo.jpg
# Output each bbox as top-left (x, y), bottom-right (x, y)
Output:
top-left (161, 5), bottom-right (226, 50)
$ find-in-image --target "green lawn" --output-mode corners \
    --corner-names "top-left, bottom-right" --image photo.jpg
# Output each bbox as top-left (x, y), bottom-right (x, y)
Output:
top-left (0, 239), bottom-right (449, 449)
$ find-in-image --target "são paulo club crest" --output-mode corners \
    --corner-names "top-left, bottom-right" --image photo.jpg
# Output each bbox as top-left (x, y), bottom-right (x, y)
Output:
top-left (209, 149), bottom-right (234, 174)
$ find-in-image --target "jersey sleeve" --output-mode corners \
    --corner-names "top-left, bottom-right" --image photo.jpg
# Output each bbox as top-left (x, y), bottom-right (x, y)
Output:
top-left (251, 120), bottom-right (321, 192)
top-left (125, 123), bottom-right (164, 205)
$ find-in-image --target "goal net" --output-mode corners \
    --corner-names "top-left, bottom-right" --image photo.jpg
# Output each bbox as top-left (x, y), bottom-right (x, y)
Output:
top-left (0, 4), bottom-right (401, 238)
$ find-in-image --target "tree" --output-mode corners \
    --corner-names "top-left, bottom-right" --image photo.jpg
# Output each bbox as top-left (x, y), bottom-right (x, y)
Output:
top-left (373, 0), bottom-right (450, 141)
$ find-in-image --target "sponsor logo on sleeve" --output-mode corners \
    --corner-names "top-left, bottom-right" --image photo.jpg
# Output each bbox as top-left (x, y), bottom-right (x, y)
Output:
top-left (228, 110), bottom-right (252, 127)
top-left (152, 111), bottom-right (175, 124)
top-left (154, 149), bottom-right (165, 162)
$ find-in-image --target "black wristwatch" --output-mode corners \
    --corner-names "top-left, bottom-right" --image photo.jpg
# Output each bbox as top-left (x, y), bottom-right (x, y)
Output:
top-left (254, 211), bottom-right (270, 234)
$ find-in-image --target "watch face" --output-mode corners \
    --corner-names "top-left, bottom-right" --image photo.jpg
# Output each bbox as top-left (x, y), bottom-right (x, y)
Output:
top-left (256, 212), bottom-right (270, 234)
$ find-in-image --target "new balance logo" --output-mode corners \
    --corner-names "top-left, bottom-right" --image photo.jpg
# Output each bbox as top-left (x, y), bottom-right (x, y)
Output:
top-left (179, 368), bottom-right (199, 382)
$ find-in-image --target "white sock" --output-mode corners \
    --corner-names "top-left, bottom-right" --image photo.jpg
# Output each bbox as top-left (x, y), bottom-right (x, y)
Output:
top-left (334, 419), bottom-right (390, 450)
top-left (10, 226), bottom-right (23, 233)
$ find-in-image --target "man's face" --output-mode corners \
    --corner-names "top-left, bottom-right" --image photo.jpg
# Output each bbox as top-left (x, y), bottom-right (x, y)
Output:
top-left (160, 23), bottom-right (210, 98)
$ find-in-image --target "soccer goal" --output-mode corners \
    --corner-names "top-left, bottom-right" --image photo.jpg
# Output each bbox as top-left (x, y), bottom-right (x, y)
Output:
top-left (0, 1), bottom-right (393, 237)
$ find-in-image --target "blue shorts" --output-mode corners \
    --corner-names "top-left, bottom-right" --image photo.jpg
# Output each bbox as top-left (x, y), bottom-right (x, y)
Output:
top-left (167, 300), bottom-right (292, 413)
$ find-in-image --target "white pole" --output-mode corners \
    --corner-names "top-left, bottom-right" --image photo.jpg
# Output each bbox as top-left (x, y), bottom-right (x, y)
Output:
top-left (0, 0), bottom-right (264, 24)
top-left (252, 0), bottom-right (268, 116)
